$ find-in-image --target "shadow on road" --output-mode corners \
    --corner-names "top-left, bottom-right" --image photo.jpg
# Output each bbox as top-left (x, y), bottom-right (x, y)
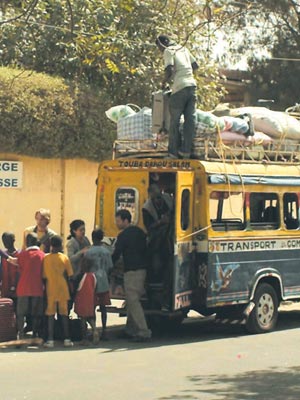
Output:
top-left (159, 366), bottom-right (300, 399)
top-left (1, 308), bottom-right (300, 353)
top-left (98, 307), bottom-right (300, 353)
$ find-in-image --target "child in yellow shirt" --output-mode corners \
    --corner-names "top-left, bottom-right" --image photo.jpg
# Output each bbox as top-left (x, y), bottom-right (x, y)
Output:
top-left (43, 235), bottom-right (74, 348)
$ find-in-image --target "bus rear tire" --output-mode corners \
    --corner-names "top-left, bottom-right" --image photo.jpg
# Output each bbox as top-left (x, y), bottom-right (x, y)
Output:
top-left (246, 283), bottom-right (278, 334)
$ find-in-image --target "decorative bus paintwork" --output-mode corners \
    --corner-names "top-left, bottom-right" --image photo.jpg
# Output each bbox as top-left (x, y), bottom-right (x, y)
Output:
top-left (95, 158), bottom-right (300, 333)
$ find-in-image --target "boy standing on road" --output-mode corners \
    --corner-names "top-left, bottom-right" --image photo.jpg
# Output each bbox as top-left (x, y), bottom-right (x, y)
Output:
top-left (112, 210), bottom-right (151, 342)
top-left (43, 235), bottom-right (74, 348)
top-left (9, 233), bottom-right (45, 339)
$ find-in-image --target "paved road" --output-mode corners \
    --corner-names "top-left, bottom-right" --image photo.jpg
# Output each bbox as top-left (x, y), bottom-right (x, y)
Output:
top-left (2, 303), bottom-right (300, 400)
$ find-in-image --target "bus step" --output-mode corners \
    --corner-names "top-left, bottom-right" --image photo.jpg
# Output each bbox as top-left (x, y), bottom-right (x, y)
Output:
top-left (105, 305), bottom-right (185, 318)
top-left (215, 317), bottom-right (246, 325)
top-left (104, 306), bottom-right (126, 315)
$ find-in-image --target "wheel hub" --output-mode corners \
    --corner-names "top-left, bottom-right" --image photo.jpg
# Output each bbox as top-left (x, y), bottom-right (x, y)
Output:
top-left (262, 304), bottom-right (269, 314)
top-left (257, 293), bottom-right (274, 326)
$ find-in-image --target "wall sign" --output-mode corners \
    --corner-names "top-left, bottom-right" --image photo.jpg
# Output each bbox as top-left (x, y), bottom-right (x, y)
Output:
top-left (0, 161), bottom-right (23, 188)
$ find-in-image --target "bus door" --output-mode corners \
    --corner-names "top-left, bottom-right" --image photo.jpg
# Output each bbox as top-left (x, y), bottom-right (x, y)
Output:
top-left (99, 169), bottom-right (147, 298)
top-left (97, 169), bottom-right (147, 235)
top-left (174, 171), bottom-right (194, 310)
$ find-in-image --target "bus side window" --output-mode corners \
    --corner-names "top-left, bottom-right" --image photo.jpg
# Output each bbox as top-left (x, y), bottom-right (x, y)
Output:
top-left (181, 189), bottom-right (190, 231)
top-left (284, 193), bottom-right (299, 230)
top-left (209, 191), bottom-right (244, 231)
top-left (250, 193), bottom-right (279, 229)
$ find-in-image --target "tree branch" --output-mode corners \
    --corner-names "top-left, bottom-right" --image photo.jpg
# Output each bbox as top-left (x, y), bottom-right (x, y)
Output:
top-left (0, 0), bottom-right (39, 25)
top-left (158, 0), bottom-right (168, 14)
top-left (171, 0), bottom-right (180, 19)
top-left (65, 0), bottom-right (75, 36)
top-left (8, 69), bottom-right (34, 91)
top-left (281, 15), bottom-right (300, 45)
top-left (25, 0), bottom-right (39, 23)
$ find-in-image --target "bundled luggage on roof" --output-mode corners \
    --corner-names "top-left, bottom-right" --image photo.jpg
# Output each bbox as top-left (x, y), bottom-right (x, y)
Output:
top-left (106, 100), bottom-right (300, 163)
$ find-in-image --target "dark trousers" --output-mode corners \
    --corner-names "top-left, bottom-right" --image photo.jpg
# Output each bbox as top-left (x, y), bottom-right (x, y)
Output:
top-left (168, 86), bottom-right (197, 157)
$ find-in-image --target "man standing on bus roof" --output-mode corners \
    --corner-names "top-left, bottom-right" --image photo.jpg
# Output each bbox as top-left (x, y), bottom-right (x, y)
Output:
top-left (112, 209), bottom-right (151, 342)
top-left (155, 34), bottom-right (198, 159)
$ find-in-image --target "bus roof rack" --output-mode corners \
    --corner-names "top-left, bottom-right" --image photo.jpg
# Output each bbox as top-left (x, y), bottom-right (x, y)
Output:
top-left (113, 138), bottom-right (168, 159)
top-left (112, 138), bottom-right (300, 165)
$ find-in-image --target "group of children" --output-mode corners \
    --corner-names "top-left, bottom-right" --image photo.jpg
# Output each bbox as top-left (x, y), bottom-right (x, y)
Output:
top-left (0, 228), bottom-right (113, 348)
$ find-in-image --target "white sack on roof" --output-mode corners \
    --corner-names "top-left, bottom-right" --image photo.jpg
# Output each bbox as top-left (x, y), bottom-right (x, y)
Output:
top-left (230, 107), bottom-right (300, 140)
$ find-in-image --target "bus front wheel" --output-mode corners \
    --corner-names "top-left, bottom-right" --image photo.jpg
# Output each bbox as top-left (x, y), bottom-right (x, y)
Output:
top-left (246, 283), bottom-right (279, 334)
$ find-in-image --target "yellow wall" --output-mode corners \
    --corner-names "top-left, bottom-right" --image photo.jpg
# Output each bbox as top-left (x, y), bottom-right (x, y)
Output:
top-left (0, 153), bottom-right (99, 249)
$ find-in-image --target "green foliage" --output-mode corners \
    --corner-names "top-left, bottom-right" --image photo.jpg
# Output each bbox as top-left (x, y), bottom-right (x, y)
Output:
top-left (0, 0), bottom-right (225, 107)
top-left (247, 0), bottom-right (300, 109)
top-left (0, 1), bottom-right (227, 159)
top-left (249, 43), bottom-right (300, 110)
top-left (0, 67), bottom-right (114, 160)
top-left (218, 0), bottom-right (300, 109)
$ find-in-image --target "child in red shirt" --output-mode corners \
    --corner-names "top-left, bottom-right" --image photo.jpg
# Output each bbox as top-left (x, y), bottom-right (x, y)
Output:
top-left (0, 232), bottom-right (19, 308)
top-left (74, 259), bottom-right (99, 345)
top-left (9, 233), bottom-right (45, 339)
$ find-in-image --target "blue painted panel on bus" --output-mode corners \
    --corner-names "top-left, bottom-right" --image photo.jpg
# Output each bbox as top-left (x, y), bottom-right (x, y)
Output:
top-left (206, 238), bottom-right (300, 306)
top-left (174, 242), bottom-right (194, 310)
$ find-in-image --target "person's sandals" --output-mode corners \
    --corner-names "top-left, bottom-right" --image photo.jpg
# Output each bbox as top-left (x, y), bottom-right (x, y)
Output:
top-left (63, 339), bottom-right (74, 348)
top-left (44, 340), bottom-right (54, 348)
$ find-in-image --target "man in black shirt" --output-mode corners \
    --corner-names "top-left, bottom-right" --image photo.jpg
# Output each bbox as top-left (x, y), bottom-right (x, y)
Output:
top-left (112, 209), bottom-right (151, 341)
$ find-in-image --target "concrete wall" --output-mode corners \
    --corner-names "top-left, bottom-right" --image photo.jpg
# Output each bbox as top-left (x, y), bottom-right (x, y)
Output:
top-left (0, 153), bottom-right (99, 249)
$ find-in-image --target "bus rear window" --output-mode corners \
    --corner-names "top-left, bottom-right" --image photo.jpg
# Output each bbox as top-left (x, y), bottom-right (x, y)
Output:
top-left (181, 189), bottom-right (190, 231)
top-left (115, 187), bottom-right (139, 224)
top-left (210, 191), bottom-right (245, 231)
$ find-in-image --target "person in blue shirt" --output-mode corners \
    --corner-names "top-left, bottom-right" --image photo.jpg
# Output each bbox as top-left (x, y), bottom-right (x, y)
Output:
top-left (84, 229), bottom-right (113, 341)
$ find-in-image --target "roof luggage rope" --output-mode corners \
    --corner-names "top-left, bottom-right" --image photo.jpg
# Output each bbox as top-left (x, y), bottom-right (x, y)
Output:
top-left (112, 137), bottom-right (300, 165)
top-left (285, 104), bottom-right (300, 121)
